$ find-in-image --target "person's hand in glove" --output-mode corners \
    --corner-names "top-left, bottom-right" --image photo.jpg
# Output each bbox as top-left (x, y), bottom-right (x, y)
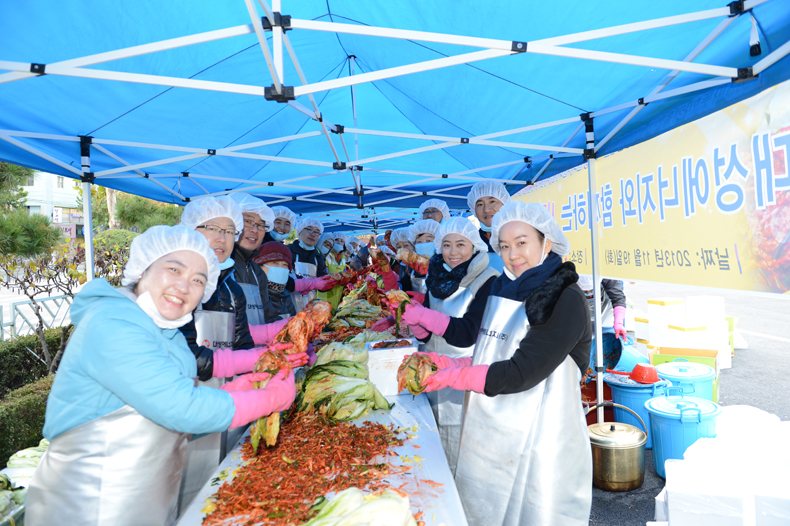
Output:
top-left (213, 342), bottom-right (299, 378)
top-left (409, 322), bottom-right (430, 340)
top-left (227, 369), bottom-right (296, 428)
top-left (401, 302), bottom-right (450, 336)
top-left (306, 344), bottom-right (318, 367)
top-left (249, 317), bottom-right (290, 345)
top-left (370, 316), bottom-right (395, 332)
top-left (220, 372), bottom-right (271, 392)
top-left (423, 365), bottom-right (489, 394)
top-left (415, 351), bottom-right (472, 370)
top-left (613, 305), bottom-right (627, 342)
top-left (294, 276), bottom-right (335, 294)
top-left (406, 291), bottom-right (425, 304)
top-left (372, 262), bottom-right (399, 292)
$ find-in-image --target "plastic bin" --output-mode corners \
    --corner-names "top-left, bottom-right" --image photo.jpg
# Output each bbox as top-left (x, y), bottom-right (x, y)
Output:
top-left (656, 361), bottom-right (716, 401)
top-left (645, 389), bottom-right (721, 478)
top-left (604, 373), bottom-right (670, 449)
top-left (613, 338), bottom-right (648, 372)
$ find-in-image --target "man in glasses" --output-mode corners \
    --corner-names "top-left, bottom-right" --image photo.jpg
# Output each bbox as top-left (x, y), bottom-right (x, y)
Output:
top-left (419, 199), bottom-right (451, 224)
top-left (287, 217), bottom-right (333, 312)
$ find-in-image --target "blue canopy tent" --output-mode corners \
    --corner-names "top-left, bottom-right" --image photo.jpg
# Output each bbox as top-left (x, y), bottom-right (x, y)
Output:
top-left (3, 0), bottom-right (790, 416)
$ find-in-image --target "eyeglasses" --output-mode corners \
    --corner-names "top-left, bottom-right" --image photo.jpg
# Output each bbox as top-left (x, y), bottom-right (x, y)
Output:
top-left (196, 224), bottom-right (239, 237)
top-left (243, 218), bottom-right (268, 231)
top-left (422, 208), bottom-right (441, 217)
top-left (302, 227), bottom-right (321, 236)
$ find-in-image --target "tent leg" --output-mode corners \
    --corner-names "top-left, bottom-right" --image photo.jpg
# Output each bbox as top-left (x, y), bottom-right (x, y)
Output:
top-left (585, 135), bottom-right (604, 423)
top-left (82, 181), bottom-right (95, 281)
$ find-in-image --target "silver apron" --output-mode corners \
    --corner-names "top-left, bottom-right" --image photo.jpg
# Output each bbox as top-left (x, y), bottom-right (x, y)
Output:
top-left (410, 273), bottom-right (428, 295)
top-left (238, 270), bottom-right (266, 326)
top-left (455, 296), bottom-right (592, 526)
top-left (293, 259), bottom-right (318, 313)
top-left (178, 307), bottom-right (236, 516)
top-left (420, 287), bottom-right (475, 474)
top-left (26, 405), bottom-right (189, 526)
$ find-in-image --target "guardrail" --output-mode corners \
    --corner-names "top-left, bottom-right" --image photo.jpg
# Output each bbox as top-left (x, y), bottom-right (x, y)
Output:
top-left (0, 295), bottom-right (73, 341)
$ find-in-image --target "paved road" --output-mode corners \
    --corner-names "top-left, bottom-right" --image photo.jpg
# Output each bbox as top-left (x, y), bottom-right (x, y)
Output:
top-left (590, 280), bottom-right (790, 526)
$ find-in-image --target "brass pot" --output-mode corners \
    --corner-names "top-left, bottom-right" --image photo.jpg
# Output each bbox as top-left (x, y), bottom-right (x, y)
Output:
top-left (587, 402), bottom-right (648, 492)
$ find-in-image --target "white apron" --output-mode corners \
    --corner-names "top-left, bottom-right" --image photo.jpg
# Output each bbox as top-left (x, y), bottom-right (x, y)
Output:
top-left (455, 295), bottom-right (592, 526)
top-left (410, 273), bottom-right (428, 295)
top-left (238, 269), bottom-right (266, 326)
top-left (178, 307), bottom-right (236, 515)
top-left (293, 257), bottom-right (318, 313)
top-left (26, 405), bottom-right (189, 526)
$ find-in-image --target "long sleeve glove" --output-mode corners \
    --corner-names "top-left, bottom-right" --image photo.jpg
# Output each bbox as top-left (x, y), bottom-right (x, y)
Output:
top-left (249, 317), bottom-right (290, 345)
top-left (370, 316), bottom-right (395, 332)
top-left (295, 276), bottom-right (335, 293)
top-left (409, 323), bottom-right (430, 340)
top-left (380, 270), bottom-right (400, 292)
top-left (416, 351), bottom-right (472, 370)
top-left (220, 372), bottom-right (270, 392)
top-left (213, 342), bottom-right (304, 378)
top-left (227, 369), bottom-right (296, 428)
top-left (401, 302), bottom-right (450, 336)
top-left (406, 291), bottom-right (425, 304)
top-left (613, 305), bottom-right (627, 341)
top-left (423, 365), bottom-right (489, 394)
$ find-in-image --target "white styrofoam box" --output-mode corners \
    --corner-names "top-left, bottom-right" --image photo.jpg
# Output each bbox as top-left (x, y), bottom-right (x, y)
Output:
top-left (648, 298), bottom-right (685, 346)
top-left (666, 459), bottom-right (747, 526)
top-left (654, 487), bottom-right (668, 521)
top-left (636, 340), bottom-right (649, 358)
top-left (365, 339), bottom-right (418, 396)
top-left (685, 295), bottom-right (726, 323)
top-left (665, 320), bottom-right (709, 349)
top-left (635, 316), bottom-right (649, 341)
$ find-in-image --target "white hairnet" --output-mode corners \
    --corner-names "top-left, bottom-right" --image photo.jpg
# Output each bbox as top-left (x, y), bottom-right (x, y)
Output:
top-left (318, 232), bottom-right (334, 246)
top-left (419, 199), bottom-right (450, 221)
top-left (375, 234), bottom-right (386, 246)
top-left (434, 217), bottom-right (488, 254)
top-left (122, 225), bottom-right (220, 303)
top-left (228, 193), bottom-right (275, 232)
top-left (408, 219), bottom-right (442, 245)
top-left (390, 227), bottom-right (411, 246)
top-left (180, 195), bottom-right (244, 241)
top-left (270, 206), bottom-right (297, 230)
top-left (577, 274), bottom-right (594, 291)
top-left (490, 201), bottom-right (571, 257)
top-left (334, 232), bottom-right (347, 244)
top-left (380, 246), bottom-right (395, 257)
top-left (466, 181), bottom-right (513, 211)
top-left (295, 217), bottom-right (324, 235)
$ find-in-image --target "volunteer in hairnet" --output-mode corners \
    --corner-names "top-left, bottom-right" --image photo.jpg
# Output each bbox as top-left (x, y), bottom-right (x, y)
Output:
top-left (345, 235), bottom-right (362, 255)
top-left (288, 217), bottom-right (334, 312)
top-left (263, 205), bottom-right (297, 243)
top-left (25, 226), bottom-right (296, 526)
top-left (577, 274), bottom-right (628, 381)
top-left (466, 181), bottom-right (512, 272)
top-left (419, 198), bottom-right (450, 223)
top-left (406, 219), bottom-right (442, 295)
top-left (229, 193), bottom-right (275, 327)
top-left (400, 219), bottom-right (499, 471)
top-left (388, 226), bottom-right (416, 292)
top-left (413, 201), bottom-right (592, 526)
top-left (254, 241), bottom-right (297, 322)
top-left (329, 233), bottom-right (348, 265)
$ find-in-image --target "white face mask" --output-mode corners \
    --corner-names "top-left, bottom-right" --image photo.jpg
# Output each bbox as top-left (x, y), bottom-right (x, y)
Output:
top-left (270, 231), bottom-right (288, 242)
top-left (320, 245), bottom-right (331, 255)
top-left (218, 257), bottom-right (234, 270)
top-left (415, 242), bottom-right (435, 257)
top-left (479, 223), bottom-right (492, 233)
top-left (265, 265), bottom-right (290, 285)
top-left (135, 291), bottom-right (193, 330)
top-left (333, 243), bottom-right (344, 253)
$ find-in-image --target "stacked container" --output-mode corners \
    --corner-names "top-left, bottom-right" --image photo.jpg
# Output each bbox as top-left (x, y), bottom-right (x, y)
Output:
top-left (604, 373), bottom-right (670, 449)
top-left (656, 361), bottom-right (716, 401)
top-left (647, 298), bottom-right (685, 347)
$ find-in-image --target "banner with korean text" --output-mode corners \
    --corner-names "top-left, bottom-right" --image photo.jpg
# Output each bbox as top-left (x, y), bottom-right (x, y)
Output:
top-left (513, 79), bottom-right (790, 295)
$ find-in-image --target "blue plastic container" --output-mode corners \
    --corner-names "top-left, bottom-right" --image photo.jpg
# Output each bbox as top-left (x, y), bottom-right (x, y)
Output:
top-left (604, 374), bottom-right (670, 449)
top-left (613, 339), bottom-right (648, 373)
top-left (645, 388), bottom-right (721, 478)
top-left (655, 360), bottom-right (716, 401)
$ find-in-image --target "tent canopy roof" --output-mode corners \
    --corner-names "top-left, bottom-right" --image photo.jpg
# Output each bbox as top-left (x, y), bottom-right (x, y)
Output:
top-left (2, 0), bottom-right (789, 231)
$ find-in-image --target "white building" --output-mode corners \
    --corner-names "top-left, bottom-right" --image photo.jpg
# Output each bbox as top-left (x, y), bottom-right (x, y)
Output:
top-left (22, 171), bottom-right (85, 240)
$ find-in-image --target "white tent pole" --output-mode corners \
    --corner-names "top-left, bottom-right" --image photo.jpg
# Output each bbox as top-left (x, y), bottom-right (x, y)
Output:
top-left (350, 56), bottom-right (360, 164)
top-left (79, 137), bottom-right (95, 281)
top-left (221, 131), bottom-right (322, 152)
top-left (243, 0), bottom-right (282, 94)
top-left (753, 38), bottom-right (790, 74)
top-left (281, 33), bottom-right (324, 117)
top-left (272, 0), bottom-right (283, 83)
top-left (93, 153), bottom-right (206, 177)
top-left (91, 144), bottom-right (146, 176)
top-left (0, 134), bottom-right (83, 176)
top-left (470, 138), bottom-right (583, 154)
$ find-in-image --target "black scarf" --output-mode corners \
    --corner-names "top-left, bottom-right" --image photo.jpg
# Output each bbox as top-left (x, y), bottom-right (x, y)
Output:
top-left (425, 253), bottom-right (474, 300)
top-left (490, 252), bottom-right (563, 301)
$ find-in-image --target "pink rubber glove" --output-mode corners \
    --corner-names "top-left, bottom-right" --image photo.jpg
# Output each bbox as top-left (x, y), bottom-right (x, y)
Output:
top-left (613, 305), bottom-right (627, 341)
top-left (295, 277), bottom-right (335, 293)
top-left (287, 352), bottom-right (309, 368)
top-left (402, 303), bottom-right (451, 337)
top-left (213, 347), bottom-right (266, 378)
top-left (409, 323), bottom-right (430, 340)
top-left (423, 365), bottom-right (489, 394)
top-left (406, 291), bottom-right (425, 304)
top-left (306, 345), bottom-right (318, 367)
top-left (227, 369), bottom-right (296, 428)
top-left (370, 316), bottom-right (395, 332)
top-left (220, 372), bottom-right (270, 392)
top-left (415, 351), bottom-right (472, 370)
top-left (380, 270), bottom-right (400, 292)
top-left (249, 317), bottom-right (290, 345)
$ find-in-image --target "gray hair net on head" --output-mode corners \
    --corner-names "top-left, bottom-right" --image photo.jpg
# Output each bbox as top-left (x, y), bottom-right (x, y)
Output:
top-left (490, 201), bottom-right (571, 257)
top-left (434, 217), bottom-right (489, 254)
top-left (122, 225), bottom-right (220, 303)
top-left (466, 181), bottom-right (513, 211)
top-left (295, 217), bottom-right (324, 236)
top-left (380, 246), bottom-right (396, 257)
top-left (180, 195), bottom-right (244, 241)
top-left (390, 227), bottom-right (411, 247)
top-left (318, 232), bottom-right (334, 247)
top-left (408, 219), bottom-right (442, 245)
top-left (419, 199), bottom-right (450, 221)
top-left (270, 206), bottom-right (297, 230)
top-left (228, 193), bottom-right (275, 232)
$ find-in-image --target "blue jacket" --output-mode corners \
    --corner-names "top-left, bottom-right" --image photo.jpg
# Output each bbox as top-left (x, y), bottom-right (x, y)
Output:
top-left (43, 279), bottom-right (235, 440)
